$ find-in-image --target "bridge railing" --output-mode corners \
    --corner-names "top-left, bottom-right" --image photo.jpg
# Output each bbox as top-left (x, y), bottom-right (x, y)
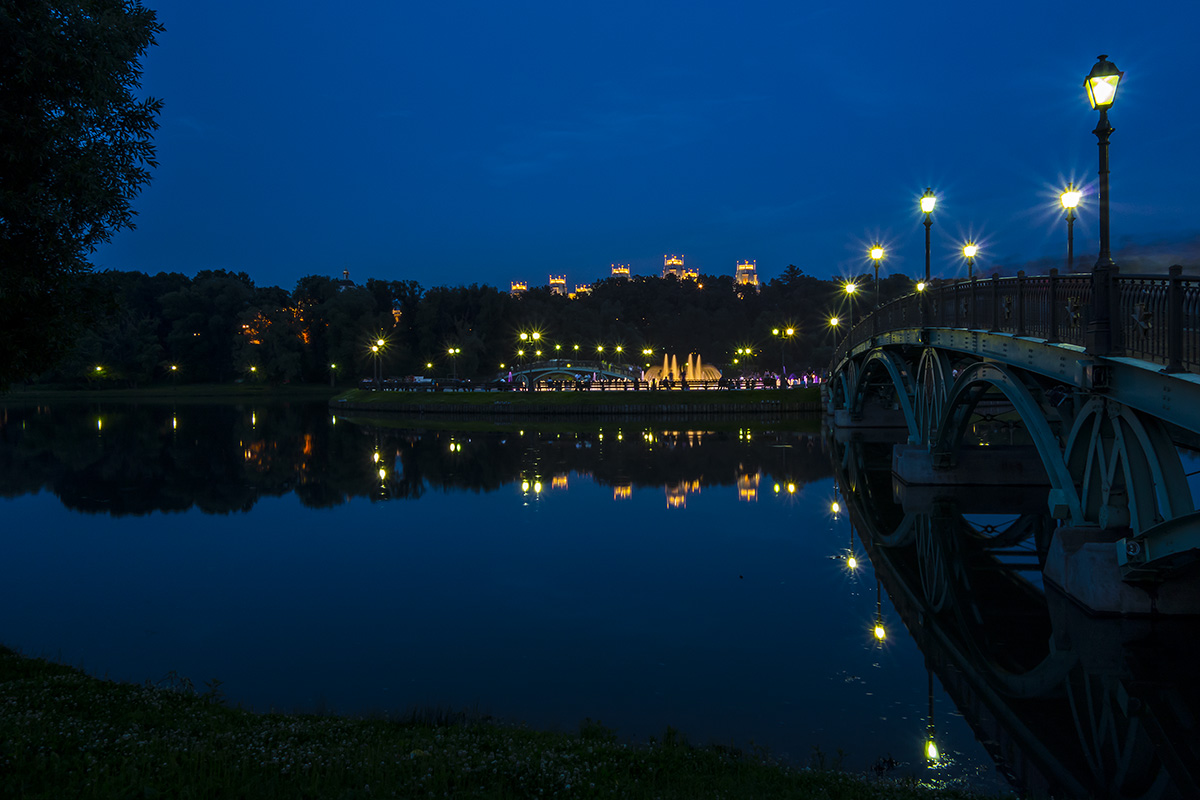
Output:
top-left (836, 265), bottom-right (1200, 373)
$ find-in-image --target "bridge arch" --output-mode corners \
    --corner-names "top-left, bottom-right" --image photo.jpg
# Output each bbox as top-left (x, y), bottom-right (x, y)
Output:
top-left (848, 348), bottom-right (920, 443)
top-left (1064, 397), bottom-right (1193, 533)
top-left (932, 361), bottom-right (1084, 525)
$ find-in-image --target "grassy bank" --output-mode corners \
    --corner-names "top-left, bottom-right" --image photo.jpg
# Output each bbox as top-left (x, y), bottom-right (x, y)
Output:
top-left (332, 386), bottom-right (821, 411)
top-left (0, 646), bottom-right (995, 800)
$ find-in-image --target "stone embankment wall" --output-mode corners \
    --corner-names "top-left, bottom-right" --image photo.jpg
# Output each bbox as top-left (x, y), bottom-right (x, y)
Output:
top-left (331, 399), bottom-right (822, 416)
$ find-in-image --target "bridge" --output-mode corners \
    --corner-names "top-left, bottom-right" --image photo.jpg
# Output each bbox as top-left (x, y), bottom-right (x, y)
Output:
top-left (505, 358), bottom-right (641, 389)
top-left (827, 266), bottom-right (1200, 612)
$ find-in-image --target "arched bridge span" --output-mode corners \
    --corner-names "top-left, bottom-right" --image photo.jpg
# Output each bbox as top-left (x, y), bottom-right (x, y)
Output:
top-left (506, 359), bottom-right (640, 388)
top-left (828, 267), bottom-right (1200, 596)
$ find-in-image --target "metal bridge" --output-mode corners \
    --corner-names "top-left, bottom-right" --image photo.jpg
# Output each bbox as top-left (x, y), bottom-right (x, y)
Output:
top-left (505, 358), bottom-right (640, 388)
top-left (827, 266), bottom-right (1200, 604)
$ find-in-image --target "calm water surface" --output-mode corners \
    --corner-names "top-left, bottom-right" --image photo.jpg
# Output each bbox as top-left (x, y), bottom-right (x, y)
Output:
top-left (0, 401), bottom-right (1005, 792)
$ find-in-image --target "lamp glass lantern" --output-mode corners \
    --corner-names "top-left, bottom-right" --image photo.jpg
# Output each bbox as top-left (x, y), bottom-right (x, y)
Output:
top-left (1085, 55), bottom-right (1123, 110)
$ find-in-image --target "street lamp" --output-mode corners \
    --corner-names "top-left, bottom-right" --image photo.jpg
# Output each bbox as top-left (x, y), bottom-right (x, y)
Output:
top-left (447, 346), bottom-right (461, 379)
top-left (844, 282), bottom-right (858, 328)
top-left (869, 244), bottom-right (884, 310)
top-left (920, 188), bottom-right (937, 282)
top-left (962, 242), bottom-right (978, 280)
top-left (772, 327), bottom-right (795, 387)
top-left (369, 345), bottom-right (380, 388)
top-left (1084, 54), bottom-right (1123, 355)
top-left (1061, 184), bottom-right (1082, 272)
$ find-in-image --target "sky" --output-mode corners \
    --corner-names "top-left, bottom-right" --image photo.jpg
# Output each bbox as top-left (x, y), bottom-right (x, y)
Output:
top-left (94, 0), bottom-right (1200, 293)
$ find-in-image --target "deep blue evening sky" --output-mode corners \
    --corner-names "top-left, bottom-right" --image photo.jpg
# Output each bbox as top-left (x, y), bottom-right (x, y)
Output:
top-left (95, 1), bottom-right (1200, 292)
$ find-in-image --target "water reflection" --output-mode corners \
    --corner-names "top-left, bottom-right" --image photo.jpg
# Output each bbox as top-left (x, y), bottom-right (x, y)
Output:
top-left (0, 404), bottom-right (829, 514)
top-left (830, 431), bottom-right (1200, 798)
top-left (0, 401), bottom-right (1033, 791)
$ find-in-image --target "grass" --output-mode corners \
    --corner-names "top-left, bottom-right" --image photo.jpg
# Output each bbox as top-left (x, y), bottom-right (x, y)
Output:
top-left (332, 386), bottom-right (821, 409)
top-left (0, 646), bottom-right (1001, 799)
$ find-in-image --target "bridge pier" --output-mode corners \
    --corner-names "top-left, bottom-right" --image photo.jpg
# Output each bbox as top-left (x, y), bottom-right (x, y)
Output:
top-left (892, 444), bottom-right (1049, 487)
top-left (1043, 527), bottom-right (1200, 616)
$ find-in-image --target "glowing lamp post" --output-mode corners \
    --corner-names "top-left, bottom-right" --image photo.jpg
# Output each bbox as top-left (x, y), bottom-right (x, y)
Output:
top-left (920, 188), bottom-right (937, 283)
top-left (962, 242), bottom-right (978, 280)
top-left (1061, 185), bottom-right (1082, 272)
top-left (1084, 54), bottom-right (1123, 356)
top-left (772, 327), bottom-right (795, 387)
top-left (869, 245), bottom-right (884, 310)
top-left (447, 347), bottom-right (461, 379)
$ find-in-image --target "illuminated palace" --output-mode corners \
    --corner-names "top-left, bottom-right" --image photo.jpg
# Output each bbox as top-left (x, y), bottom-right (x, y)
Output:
top-left (510, 256), bottom-right (761, 296)
top-left (736, 260), bottom-right (759, 289)
top-left (662, 255), bottom-right (699, 281)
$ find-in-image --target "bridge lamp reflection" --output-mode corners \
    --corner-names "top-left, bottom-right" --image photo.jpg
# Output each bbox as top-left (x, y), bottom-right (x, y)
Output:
top-left (925, 737), bottom-right (939, 762)
top-left (378, 467), bottom-right (387, 480)
top-left (873, 619), bottom-right (887, 642)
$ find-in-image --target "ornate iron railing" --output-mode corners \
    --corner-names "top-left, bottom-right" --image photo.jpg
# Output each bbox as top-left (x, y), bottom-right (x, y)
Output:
top-left (835, 265), bottom-right (1199, 373)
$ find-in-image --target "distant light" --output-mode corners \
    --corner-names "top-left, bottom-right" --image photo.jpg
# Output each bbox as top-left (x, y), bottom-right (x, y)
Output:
top-left (250, 366), bottom-right (257, 372)
top-left (874, 623), bottom-right (886, 641)
top-left (785, 328), bottom-right (794, 337)
top-left (378, 467), bottom-right (387, 480)
top-left (533, 481), bottom-right (543, 493)
top-left (521, 480), bottom-right (530, 492)
top-left (95, 365), bottom-right (102, 372)
top-left (829, 317), bottom-right (840, 327)
top-left (847, 556), bottom-right (858, 570)
top-left (787, 483), bottom-right (796, 494)
top-left (373, 451), bottom-right (380, 463)
top-left (831, 501), bottom-right (841, 514)
top-left (1061, 187), bottom-right (1082, 210)
top-left (925, 739), bottom-right (939, 761)
top-left (844, 283), bottom-right (858, 295)
top-left (170, 365), bottom-right (178, 371)
top-left (520, 332), bottom-right (528, 341)
top-left (916, 282), bottom-right (927, 292)
top-left (963, 243), bottom-right (978, 259)
top-left (376, 338), bottom-right (385, 347)
top-left (870, 246), bottom-right (884, 261)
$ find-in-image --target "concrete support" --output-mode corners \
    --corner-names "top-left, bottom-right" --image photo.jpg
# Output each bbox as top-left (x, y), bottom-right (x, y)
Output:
top-left (1042, 527), bottom-right (1200, 615)
top-left (892, 444), bottom-right (1050, 486)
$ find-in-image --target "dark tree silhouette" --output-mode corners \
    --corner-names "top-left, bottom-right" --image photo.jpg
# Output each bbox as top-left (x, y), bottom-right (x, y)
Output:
top-left (0, 0), bottom-right (163, 387)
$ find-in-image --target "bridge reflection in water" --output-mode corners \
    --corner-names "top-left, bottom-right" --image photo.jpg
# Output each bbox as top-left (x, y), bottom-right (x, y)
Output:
top-left (829, 429), bottom-right (1200, 799)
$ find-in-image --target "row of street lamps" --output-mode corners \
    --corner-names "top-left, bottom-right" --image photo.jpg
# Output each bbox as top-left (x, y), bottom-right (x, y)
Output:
top-left (840, 55), bottom-right (1122, 345)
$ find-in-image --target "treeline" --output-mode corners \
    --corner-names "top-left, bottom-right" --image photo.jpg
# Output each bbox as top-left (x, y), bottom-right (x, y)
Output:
top-left (37, 266), bottom-right (920, 386)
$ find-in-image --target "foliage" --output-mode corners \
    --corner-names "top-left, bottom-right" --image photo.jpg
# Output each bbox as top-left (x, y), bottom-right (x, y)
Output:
top-left (0, 644), bottom-right (1000, 800)
top-left (27, 264), bottom-right (902, 387)
top-left (0, 0), bottom-right (163, 388)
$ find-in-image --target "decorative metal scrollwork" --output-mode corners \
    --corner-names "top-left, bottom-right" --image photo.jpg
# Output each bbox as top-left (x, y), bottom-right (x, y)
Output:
top-left (1132, 302), bottom-right (1152, 336)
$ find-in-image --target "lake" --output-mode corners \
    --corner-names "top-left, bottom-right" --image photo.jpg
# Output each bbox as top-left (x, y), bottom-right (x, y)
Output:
top-left (0, 399), bottom-right (1046, 794)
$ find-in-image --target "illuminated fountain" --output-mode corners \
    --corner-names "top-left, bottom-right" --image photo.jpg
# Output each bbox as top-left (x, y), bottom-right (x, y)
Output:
top-left (644, 353), bottom-right (721, 383)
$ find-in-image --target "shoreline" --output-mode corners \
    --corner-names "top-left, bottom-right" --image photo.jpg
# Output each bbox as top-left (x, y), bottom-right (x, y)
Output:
top-left (0, 645), bottom-right (998, 799)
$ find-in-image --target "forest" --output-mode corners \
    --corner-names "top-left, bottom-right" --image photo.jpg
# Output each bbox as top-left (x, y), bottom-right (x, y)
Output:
top-left (35, 265), bottom-right (924, 386)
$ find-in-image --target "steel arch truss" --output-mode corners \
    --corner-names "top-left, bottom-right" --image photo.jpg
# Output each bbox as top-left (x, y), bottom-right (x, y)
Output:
top-left (847, 348), bottom-right (920, 442)
top-left (931, 361), bottom-right (1084, 525)
top-left (1064, 398), bottom-right (1199, 577)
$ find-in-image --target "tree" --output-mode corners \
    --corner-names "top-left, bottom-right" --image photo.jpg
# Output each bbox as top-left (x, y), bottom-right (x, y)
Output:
top-left (0, 0), bottom-right (163, 387)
